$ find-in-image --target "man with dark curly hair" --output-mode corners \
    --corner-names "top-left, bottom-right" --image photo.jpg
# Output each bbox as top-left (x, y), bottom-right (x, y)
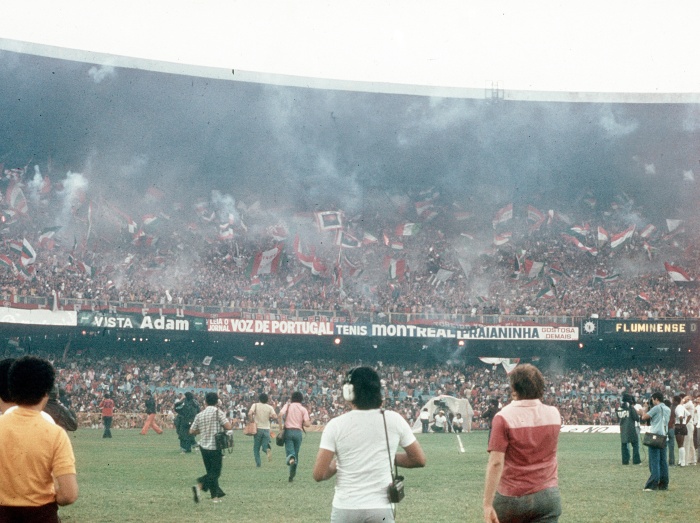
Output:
top-left (0, 356), bottom-right (79, 522)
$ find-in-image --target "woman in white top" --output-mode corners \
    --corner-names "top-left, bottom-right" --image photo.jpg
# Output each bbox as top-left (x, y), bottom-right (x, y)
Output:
top-left (313, 367), bottom-right (426, 523)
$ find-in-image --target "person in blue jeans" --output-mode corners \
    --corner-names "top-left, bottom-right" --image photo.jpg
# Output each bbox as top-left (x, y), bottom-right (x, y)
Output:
top-left (640, 392), bottom-right (671, 491)
top-left (279, 391), bottom-right (311, 482)
top-left (249, 393), bottom-right (277, 467)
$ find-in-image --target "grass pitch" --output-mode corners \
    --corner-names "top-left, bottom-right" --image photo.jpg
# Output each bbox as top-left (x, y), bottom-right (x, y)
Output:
top-left (58, 428), bottom-right (695, 522)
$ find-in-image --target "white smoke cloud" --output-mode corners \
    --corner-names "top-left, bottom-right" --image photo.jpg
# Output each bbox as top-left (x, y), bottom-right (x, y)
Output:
top-left (57, 171), bottom-right (89, 222)
top-left (88, 64), bottom-right (116, 83)
top-left (211, 190), bottom-right (239, 225)
top-left (26, 165), bottom-right (44, 203)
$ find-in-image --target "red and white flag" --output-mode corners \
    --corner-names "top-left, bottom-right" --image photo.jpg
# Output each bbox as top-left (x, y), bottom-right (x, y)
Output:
top-left (493, 232), bottom-right (512, 246)
top-left (664, 262), bottom-right (693, 283)
top-left (249, 244), bottom-right (283, 278)
top-left (639, 224), bottom-right (656, 238)
top-left (492, 203), bottom-right (513, 228)
top-left (610, 225), bottom-right (635, 249)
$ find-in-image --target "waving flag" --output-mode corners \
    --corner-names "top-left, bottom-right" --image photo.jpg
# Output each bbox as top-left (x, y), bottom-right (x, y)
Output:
top-left (526, 205), bottom-right (545, 233)
top-left (548, 263), bottom-right (569, 278)
top-left (570, 224), bottom-right (590, 238)
top-left (494, 232), bottom-right (512, 246)
top-left (636, 292), bottom-right (651, 303)
top-left (610, 225), bottom-right (635, 249)
top-left (248, 244), bottom-right (283, 278)
top-left (642, 241), bottom-right (655, 260)
top-left (293, 235), bottom-right (315, 269)
top-left (597, 226), bottom-right (609, 246)
top-left (395, 223), bottom-right (421, 236)
top-left (666, 219), bottom-right (683, 232)
top-left (523, 260), bottom-right (544, 279)
top-left (362, 232), bottom-right (379, 245)
top-left (315, 211), bottom-right (343, 231)
top-left (385, 257), bottom-right (407, 281)
top-left (335, 230), bottom-right (361, 248)
top-left (38, 226), bottom-right (61, 249)
top-left (492, 203), bottom-right (513, 228)
top-left (561, 234), bottom-right (598, 256)
top-left (5, 181), bottom-right (28, 215)
top-left (20, 238), bottom-right (36, 267)
top-left (639, 224), bottom-right (656, 238)
top-left (0, 254), bottom-right (15, 271)
top-left (536, 288), bottom-right (556, 300)
top-left (664, 262), bottom-right (693, 284)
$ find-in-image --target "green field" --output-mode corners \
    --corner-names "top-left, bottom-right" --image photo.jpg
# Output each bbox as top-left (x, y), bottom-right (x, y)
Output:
top-left (58, 428), bottom-right (693, 523)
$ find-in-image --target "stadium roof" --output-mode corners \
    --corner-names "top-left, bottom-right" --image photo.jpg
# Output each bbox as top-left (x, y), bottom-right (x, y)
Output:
top-left (1, 1), bottom-right (699, 103)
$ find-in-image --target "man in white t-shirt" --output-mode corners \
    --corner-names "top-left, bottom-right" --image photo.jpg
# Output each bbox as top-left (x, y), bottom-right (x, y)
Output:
top-left (312, 367), bottom-right (425, 522)
top-left (432, 410), bottom-right (447, 433)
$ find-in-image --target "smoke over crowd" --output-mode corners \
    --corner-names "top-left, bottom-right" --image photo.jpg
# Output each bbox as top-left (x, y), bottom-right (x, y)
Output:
top-left (0, 49), bottom-right (698, 312)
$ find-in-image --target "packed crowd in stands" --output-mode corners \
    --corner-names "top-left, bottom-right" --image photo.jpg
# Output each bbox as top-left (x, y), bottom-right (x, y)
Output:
top-left (1, 175), bottom-right (699, 324)
top-left (35, 352), bottom-right (700, 430)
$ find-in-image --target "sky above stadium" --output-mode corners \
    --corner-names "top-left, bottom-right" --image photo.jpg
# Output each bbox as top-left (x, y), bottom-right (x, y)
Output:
top-left (1, 49), bottom-right (699, 235)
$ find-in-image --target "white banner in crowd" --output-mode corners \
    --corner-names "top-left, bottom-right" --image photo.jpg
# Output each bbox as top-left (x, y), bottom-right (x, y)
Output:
top-left (0, 307), bottom-right (77, 326)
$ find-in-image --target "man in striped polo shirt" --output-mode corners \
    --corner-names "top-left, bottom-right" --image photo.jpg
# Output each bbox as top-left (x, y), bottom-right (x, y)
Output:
top-left (483, 364), bottom-right (562, 522)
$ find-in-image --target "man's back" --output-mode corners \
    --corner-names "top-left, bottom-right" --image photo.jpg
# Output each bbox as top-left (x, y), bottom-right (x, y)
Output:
top-left (0, 407), bottom-right (76, 507)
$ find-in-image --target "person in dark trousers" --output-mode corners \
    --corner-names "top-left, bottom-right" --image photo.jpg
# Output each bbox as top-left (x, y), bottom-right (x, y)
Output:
top-left (481, 399), bottom-right (500, 444)
top-left (640, 392), bottom-right (671, 491)
top-left (189, 392), bottom-right (232, 503)
top-left (99, 393), bottom-right (115, 438)
top-left (174, 392), bottom-right (200, 452)
top-left (615, 393), bottom-right (641, 465)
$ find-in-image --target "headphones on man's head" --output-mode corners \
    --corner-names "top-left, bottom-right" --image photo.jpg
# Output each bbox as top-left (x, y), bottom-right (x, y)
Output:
top-left (342, 368), bottom-right (356, 402)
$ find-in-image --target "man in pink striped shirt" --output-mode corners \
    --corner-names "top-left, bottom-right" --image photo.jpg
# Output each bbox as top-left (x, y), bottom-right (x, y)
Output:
top-left (483, 364), bottom-right (561, 523)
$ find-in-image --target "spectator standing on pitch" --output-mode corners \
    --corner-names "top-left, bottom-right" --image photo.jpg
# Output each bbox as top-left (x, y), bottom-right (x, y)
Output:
top-left (140, 390), bottom-right (163, 435)
top-left (99, 393), bottom-right (115, 438)
top-left (615, 393), bottom-right (641, 465)
top-left (674, 395), bottom-right (687, 466)
top-left (640, 392), bottom-right (671, 491)
top-left (248, 392), bottom-right (277, 467)
top-left (312, 366), bottom-right (426, 522)
top-left (481, 399), bottom-right (500, 443)
top-left (681, 396), bottom-right (696, 466)
top-left (280, 391), bottom-right (311, 483)
top-left (419, 407), bottom-right (430, 433)
top-left (0, 356), bottom-right (79, 522)
top-left (189, 392), bottom-right (232, 503)
top-left (483, 364), bottom-right (562, 523)
top-left (174, 392), bottom-right (199, 452)
top-left (465, 402), bottom-right (474, 432)
top-left (665, 398), bottom-right (675, 467)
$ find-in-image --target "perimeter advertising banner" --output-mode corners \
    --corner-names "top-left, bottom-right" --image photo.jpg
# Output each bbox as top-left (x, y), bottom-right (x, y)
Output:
top-left (580, 318), bottom-right (698, 338)
top-left (335, 324), bottom-right (579, 340)
top-left (77, 312), bottom-right (207, 331)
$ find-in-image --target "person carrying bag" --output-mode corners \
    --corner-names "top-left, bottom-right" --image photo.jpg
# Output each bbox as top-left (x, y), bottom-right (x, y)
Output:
top-left (640, 392), bottom-right (671, 491)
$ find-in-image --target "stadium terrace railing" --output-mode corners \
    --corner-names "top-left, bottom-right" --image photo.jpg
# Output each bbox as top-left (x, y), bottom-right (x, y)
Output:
top-left (2, 293), bottom-right (579, 327)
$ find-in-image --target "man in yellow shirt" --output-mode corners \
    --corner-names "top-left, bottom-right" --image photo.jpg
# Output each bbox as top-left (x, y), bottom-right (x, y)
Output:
top-left (0, 356), bottom-right (78, 522)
